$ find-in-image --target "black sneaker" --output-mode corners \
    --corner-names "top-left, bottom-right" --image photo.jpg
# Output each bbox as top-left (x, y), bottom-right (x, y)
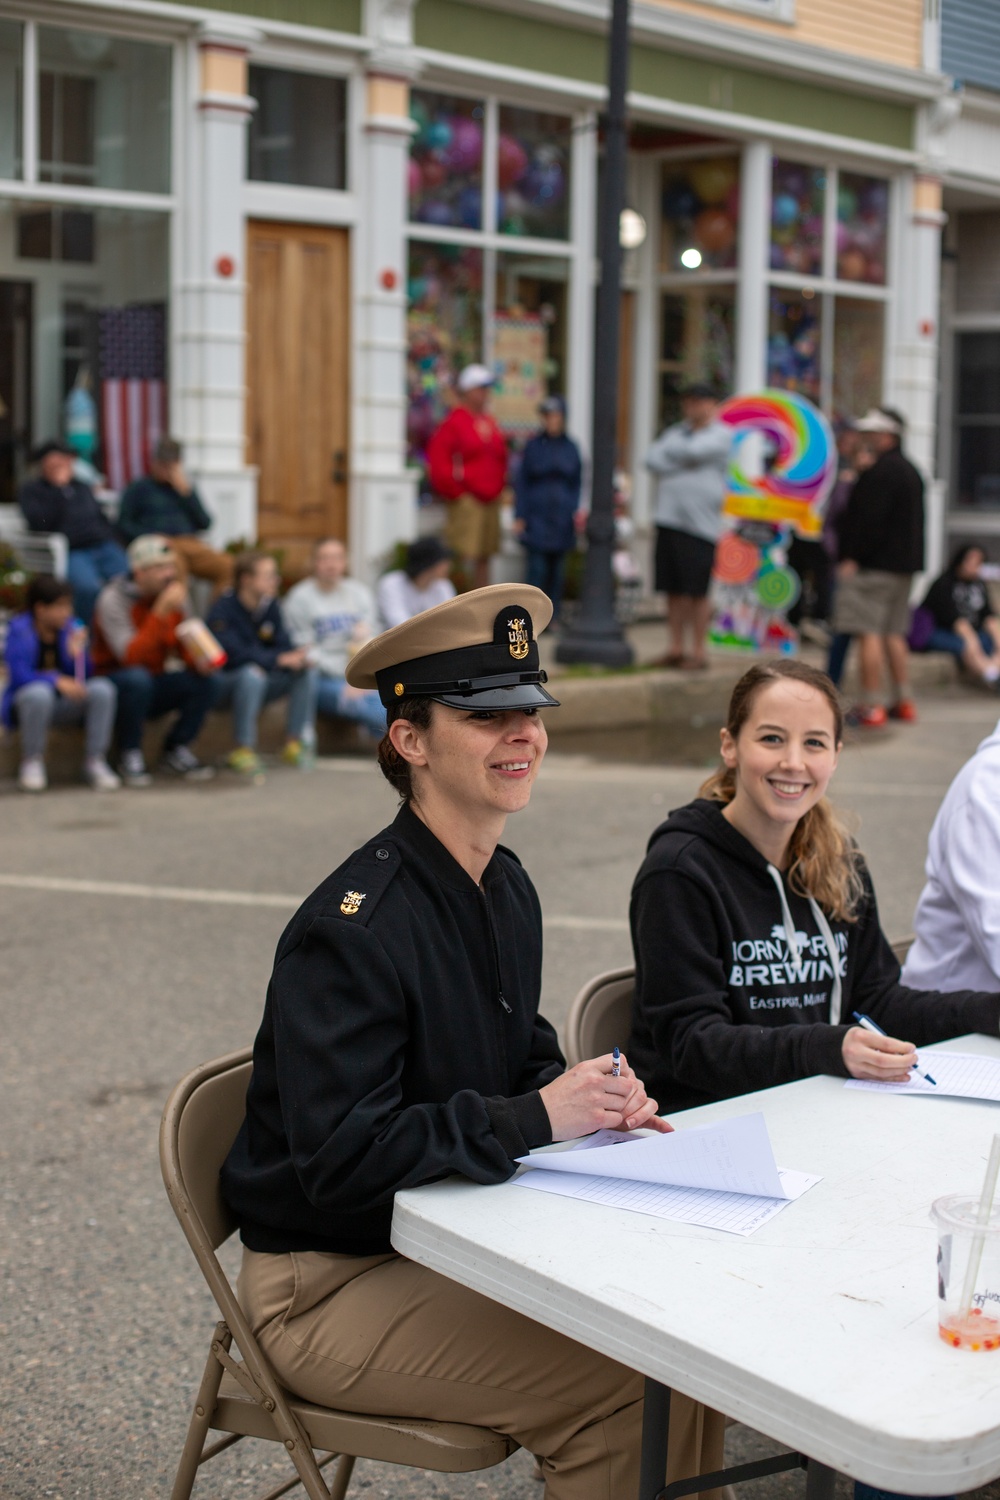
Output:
top-left (159, 744), bottom-right (215, 781)
top-left (119, 749), bottom-right (153, 788)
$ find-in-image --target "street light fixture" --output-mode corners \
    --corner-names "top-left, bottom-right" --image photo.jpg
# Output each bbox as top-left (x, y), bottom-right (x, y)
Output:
top-left (557, 0), bottom-right (634, 668)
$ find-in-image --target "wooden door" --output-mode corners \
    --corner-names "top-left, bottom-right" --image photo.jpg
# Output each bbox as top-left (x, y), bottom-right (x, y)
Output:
top-left (245, 221), bottom-right (350, 577)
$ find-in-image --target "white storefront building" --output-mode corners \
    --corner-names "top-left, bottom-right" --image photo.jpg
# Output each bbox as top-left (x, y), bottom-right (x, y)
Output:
top-left (0, 0), bottom-right (961, 582)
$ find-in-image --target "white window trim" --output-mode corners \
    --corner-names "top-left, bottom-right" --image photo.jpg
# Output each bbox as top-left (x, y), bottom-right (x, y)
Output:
top-left (682, 0), bottom-right (795, 22)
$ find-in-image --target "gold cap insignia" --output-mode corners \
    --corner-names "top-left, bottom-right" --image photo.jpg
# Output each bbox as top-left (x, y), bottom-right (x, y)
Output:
top-left (340, 891), bottom-right (366, 916)
top-left (507, 617), bottom-right (530, 661)
top-left (394, 682), bottom-right (404, 697)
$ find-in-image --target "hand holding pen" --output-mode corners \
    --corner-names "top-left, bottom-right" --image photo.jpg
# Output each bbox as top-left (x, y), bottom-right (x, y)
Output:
top-left (847, 1011), bottom-right (937, 1086)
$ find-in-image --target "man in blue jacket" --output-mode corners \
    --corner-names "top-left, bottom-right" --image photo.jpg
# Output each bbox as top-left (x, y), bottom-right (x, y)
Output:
top-left (18, 441), bottom-right (128, 624)
top-left (513, 396), bottom-right (582, 619)
top-left (208, 552), bottom-right (316, 774)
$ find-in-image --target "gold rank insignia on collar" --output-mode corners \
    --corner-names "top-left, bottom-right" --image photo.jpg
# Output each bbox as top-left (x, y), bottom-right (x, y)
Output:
top-left (340, 891), bottom-right (366, 916)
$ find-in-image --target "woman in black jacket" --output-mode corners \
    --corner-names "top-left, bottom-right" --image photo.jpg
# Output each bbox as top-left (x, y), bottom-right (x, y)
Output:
top-left (222, 583), bottom-right (721, 1500)
top-left (514, 397), bottom-right (582, 619)
top-left (914, 543), bottom-right (1000, 685)
top-left (630, 658), bottom-right (1000, 1116)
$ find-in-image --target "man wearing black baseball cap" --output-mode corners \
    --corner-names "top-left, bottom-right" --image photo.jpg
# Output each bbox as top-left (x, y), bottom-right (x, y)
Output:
top-left (221, 583), bottom-right (724, 1500)
top-left (375, 535), bottom-right (455, 628)
top-left (18, 441), bottom-right (128, 623)
top-left (644, 383), bottom-right (731, 669)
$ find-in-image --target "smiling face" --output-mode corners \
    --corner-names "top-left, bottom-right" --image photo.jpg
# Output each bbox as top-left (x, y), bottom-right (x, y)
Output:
top-left (393, 703), bottom-right (548, 821)
top-left (721, 679), bottom-right (840, 860)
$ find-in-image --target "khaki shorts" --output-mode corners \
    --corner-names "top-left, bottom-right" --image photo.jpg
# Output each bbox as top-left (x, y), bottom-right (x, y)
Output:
top-left (833, 569), bottom-right (913, 637)
top-left (444, 493), bottom-right (501, 562)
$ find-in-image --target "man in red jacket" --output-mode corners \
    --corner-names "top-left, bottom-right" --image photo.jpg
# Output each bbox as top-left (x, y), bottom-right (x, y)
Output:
top-left (427, 364), bottom-right (507, 588)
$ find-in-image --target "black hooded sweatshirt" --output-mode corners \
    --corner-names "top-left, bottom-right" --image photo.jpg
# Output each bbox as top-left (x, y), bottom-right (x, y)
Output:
top-left (628, 799), bottom-right (1000, 1113)
top-left (221, 802), bottom-right (563, 1255)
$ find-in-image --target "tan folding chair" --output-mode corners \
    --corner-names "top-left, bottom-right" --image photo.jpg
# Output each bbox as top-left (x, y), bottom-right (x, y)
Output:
top-left (159, 1048), bottom-right (518, 1500)
top-left (564, 966), bottom-right (635, 1068)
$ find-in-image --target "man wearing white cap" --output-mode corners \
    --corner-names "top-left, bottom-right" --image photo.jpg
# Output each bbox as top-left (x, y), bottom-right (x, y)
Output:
top-left (427, 363), bottom-right (508, 589)
top-left (833, 405), bottom-right (925, 729)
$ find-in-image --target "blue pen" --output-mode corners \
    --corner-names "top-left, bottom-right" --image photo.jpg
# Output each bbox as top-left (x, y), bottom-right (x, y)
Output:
top-left (611, 1046), bottom-right (621, 1077)
top-left (852, 1011), bottom-right (937, 1086)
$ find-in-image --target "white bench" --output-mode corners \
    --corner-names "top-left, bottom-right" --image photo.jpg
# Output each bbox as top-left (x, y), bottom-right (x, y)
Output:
top-left (0, 505), bottom-right (68, 578)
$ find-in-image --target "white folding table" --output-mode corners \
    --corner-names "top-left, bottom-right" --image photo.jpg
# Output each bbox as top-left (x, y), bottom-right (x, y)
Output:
top-left (392, 1036), bottom-right (1000, 1500)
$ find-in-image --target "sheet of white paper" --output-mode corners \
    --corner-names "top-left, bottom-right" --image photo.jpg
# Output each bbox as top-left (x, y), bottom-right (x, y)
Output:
top-left (514, 1165), bottom-right (821, 1237)
top-left (516, 1112), bottom-right (788, 1198)
top-left (845, 1051), bottom-right (1000, 1102)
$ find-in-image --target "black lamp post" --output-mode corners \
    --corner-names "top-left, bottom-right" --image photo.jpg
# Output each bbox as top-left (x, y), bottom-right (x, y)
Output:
top-left (556, 0), bottom-right (634, 668)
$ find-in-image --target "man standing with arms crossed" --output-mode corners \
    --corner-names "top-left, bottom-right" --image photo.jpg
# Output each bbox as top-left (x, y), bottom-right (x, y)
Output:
top-left (428, 364), bottom-right (508, 590)
top-left (833, 406), bottom-right (924, 728)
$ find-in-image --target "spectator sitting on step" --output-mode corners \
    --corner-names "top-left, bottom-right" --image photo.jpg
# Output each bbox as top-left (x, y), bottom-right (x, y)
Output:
top-left (283, 538), bottom-right (387, 740)
top-left (911, 544), bottom-right (1000, 687)
top-left (376, 536), bottom-right (455, 629)
top-left (18, 440), bottom-right (128, 625)
top-left (3, 574), bottom-right (120, 793)
top-left (117, 437), bottom-right (235, 595)
top-left (207, 551), bottom-right (316, 775)
top-left (91, 534), bottom-right (217, 787)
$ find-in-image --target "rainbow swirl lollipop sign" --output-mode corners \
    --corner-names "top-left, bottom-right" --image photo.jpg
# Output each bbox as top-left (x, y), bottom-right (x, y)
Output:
top-left (717, 389), bottom-right (835, 537)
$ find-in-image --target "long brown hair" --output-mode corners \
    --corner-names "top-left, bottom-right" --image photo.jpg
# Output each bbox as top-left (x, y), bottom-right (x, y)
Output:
top-left (699, 659), bottom-right (863, 921)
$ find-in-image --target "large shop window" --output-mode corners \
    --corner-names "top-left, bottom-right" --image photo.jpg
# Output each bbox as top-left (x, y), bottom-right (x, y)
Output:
top-left (247, 67), bottom-right (347, 191)
top-left (406, 90), bottom-right (573, 497)
top-left (36, 28), bottom-right (171, 194)
top-left (658, 287), bottom-right (735, 429)
top-left (0, 201), bottom-right (169, 503)
top-left (661, 156), bottom-right (740, 274)
top-left (955, 332), bottom-right (1000, 510)
top-left (0, 21), bottom-right (22, 181)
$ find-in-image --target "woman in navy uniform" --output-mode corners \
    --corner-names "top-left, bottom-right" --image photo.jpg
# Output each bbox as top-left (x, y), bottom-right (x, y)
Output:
top-left (222, 583), bottom-right (725, 1500)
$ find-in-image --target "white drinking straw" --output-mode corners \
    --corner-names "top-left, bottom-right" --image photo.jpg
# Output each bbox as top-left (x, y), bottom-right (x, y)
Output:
top-left (958, 1132), bottom-right (1000, 1322)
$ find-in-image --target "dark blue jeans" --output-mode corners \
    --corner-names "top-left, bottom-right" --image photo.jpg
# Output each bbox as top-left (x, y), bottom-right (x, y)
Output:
top-left (106, 666), bottom-right (214, 753)
top-left (525, 548), bottom-right (567, 618)
top-left (67, 541), bottom-right (129, 624)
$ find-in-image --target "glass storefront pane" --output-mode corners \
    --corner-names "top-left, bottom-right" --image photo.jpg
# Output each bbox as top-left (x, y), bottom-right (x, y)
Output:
top-left (247, 67), bottom-right (347, 190)
top-left (406, 242), bottom-right (484, 484)
top-left (957, 332), bottom-right (1000, 417)
top-left (493, 252), bottom-right (568, 440)
top-left (408, 90), bottom-right (485, 229)
top-left (956, 426), bottom-right (1000, 509)
top-left (767, 288), bottom-right (821, 405)
top-left (832, 296), bottom-right (884, 422)
top-left (770, 158), bottom-right (824, 277)
top-left (660, 156), bottom-right (740, 273)
top-left (497, 106), bottom-right (572, 242)
top-left (658, 285), bottom-right (735, 429)
top-left (0, 21), bottom-right (22, 180)
top-left (0, 200), bottom-right (169, 502)
top-left (37, 28), bottom-right (170, 194)
top-left (836, 171), bottom-right (888, 285)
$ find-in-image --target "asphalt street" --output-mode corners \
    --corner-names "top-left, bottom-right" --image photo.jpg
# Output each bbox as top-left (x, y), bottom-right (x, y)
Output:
top-left (4, 681), bottom-right (1000, 1499)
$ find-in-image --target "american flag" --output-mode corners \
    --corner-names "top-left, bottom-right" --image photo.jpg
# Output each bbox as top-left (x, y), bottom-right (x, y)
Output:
top-left (98, 303), bottom-right (167, 491)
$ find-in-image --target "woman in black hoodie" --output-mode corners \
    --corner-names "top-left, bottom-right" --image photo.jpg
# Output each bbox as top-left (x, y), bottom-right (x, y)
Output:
top-left (629, 658), bottom-right (1000, 1116)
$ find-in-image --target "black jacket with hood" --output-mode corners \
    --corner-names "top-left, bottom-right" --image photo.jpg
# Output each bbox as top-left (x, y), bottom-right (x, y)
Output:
top-left (629, 798), bottom-right (1000, 1113)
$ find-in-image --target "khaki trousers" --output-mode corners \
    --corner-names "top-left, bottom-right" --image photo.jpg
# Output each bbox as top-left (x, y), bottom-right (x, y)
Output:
top-left (239, 1248), bottom-right (726, 1500)
top-left (168, 535), bottom-right (235, 592)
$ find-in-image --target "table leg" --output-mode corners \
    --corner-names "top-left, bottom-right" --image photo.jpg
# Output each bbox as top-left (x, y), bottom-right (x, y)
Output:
top-left (639, 1377), bottom-right (671, 1500)
top-left (805, 1459), bottom-right (838, 1500)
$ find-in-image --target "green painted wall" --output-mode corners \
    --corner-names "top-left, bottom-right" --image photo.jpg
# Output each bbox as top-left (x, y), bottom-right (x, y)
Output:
top-left (414, 0), bottom-right (914, 151)
top-left (175, 0), bottom-right (361, 30)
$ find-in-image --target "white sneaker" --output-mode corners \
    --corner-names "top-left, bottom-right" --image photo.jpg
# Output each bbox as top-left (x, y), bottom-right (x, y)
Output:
top-left (84, 757), bottom-right (121, 791)
top-left (120, 749), bottom-right (153, 788)
top-left (18, 757), bottom-right (47, 793)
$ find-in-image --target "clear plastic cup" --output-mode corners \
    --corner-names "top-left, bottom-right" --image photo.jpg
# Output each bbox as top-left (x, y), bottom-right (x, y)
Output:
top-left (931, 1193), bottom-right (1000, 1350)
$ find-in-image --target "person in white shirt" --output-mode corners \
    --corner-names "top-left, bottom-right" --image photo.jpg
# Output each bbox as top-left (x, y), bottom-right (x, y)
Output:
top-left (282, 539), bottom-right (387, 739)
top-left (377, 537), bottom-right (455, 629)
top-left (903, 717), bottom-right (1000, 991)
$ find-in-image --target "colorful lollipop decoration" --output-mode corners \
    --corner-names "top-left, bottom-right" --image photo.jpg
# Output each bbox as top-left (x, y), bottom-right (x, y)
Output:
top-left (717, 389), bottom-right (835, 538)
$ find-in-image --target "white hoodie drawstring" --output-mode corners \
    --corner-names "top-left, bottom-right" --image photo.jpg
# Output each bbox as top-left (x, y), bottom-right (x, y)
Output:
top-left (766, 863), bottom-right (843, 1025)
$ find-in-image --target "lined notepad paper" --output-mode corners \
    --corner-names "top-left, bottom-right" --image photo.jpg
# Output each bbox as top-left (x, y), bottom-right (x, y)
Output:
top-left (846, 1051), bottom-right (1000, 1101)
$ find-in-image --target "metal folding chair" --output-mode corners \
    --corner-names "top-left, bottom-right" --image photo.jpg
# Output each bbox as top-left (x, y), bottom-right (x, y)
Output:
top-left (159, 1048), bottom-right (517, 1500)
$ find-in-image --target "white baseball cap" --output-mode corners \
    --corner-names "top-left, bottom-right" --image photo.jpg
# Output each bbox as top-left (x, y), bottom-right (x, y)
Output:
top-left (127, 534), bottom-right (176, 570)
top-left (457, 363), bottom-right (496, 393)
top-left (854, 406), bottom-right (905, 435)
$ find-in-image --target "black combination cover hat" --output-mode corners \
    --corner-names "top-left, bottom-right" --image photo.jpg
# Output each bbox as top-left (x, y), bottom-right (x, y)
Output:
top-left (347, 583), bottom-right (561, 711)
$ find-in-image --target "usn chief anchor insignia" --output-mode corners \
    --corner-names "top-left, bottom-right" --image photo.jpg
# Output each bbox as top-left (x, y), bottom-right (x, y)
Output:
top-left (340, 890), bottom-right (367, 916)
top-left (507, 617), bottom-right (530, 661)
